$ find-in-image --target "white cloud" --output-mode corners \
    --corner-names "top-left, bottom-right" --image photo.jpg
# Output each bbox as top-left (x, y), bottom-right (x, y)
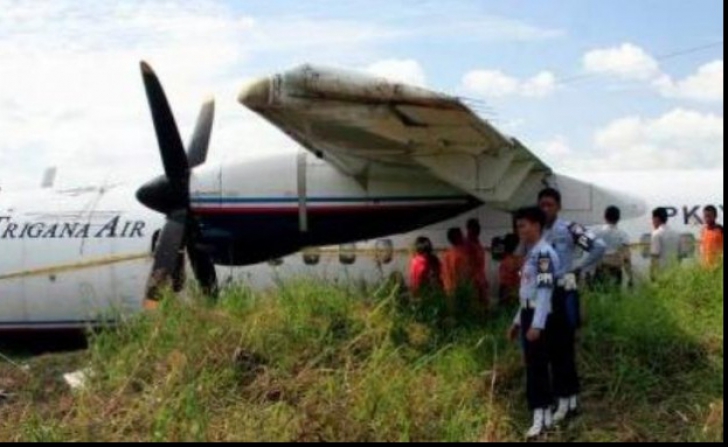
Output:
top-left (521, 71), bottom-right (558, 97)
top-left (462, 70), bottom-right (519, 98)
top-left (582, 43), bottom-right (723, 103)
top-left (585, 109), bottom-right (722, 170)
top-left (654, 60), bottom-right (724, 103)
top-left (365, 59), bottom-right (427, 87)
top-left (539, 136), bottom-right (574, 159)
top-left (0, 0), bottom-right (259, 190)
top-left (537, 109), bottom-right (723, 172)
top-left (0, 0), bottom-right (568, 190)
top-left (583, 43), bottom-right (661, 81)
top-left (461, 70), bottom-right (556, 98)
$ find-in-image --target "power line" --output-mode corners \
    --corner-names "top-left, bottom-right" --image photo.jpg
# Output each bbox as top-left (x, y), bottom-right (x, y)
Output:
top-left (457, 40), bottom-right (723, 111)
top-left (557, 40), bottom-right (724, 85)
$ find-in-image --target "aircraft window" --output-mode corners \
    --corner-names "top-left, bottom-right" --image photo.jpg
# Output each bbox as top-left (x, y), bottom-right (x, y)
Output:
top-left (302, 247), bottom-right (321, 266)
top-left (679, 233), bottom-right (696, 259)
top-left (268, 258), bottom-right (283, 267)
top-left (340, 243), bottom-right (356, 265)
top-left (640, 233), bottom-right (652, 259)
top-left (374, 239), bottom-right (394, 265)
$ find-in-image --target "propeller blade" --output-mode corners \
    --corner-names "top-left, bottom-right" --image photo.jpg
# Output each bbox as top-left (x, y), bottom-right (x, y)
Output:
top-left (187, 98), bottom-right (215, 168)
top-left (140, 61), bottom-right (189, 183)
top-left (144, 210), bottom-right (188, 302)
top-left (187, 239), bottom-right (219, 298)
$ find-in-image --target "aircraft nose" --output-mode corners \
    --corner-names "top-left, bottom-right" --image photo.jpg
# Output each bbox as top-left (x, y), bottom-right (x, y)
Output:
top-left (238, 77), bottom-right (272, 109)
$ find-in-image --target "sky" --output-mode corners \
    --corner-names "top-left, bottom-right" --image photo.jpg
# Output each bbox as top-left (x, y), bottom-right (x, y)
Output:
top-left (0, 0), bottom-right (723, 190)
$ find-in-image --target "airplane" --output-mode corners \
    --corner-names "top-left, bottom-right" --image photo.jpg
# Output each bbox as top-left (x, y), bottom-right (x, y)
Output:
top-left (0, 62), bottom-right (723, 330)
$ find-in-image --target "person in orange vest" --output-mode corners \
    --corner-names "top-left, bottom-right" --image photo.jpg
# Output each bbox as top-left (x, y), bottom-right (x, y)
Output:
top-left (700, 205), bottom-right (724, 268)
top-left (465, 218), bottom-right (489, 307)
top-left (441, 227), bottom-right (474, 309)
top-left (409, 236), bottom-right (443, 297)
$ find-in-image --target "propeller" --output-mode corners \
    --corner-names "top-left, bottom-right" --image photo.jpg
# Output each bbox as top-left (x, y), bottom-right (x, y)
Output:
top-left (136, 61), bottom-right (218, 307)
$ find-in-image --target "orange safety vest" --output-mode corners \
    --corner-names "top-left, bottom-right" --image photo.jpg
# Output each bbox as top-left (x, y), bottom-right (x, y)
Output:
top-left (441, 246), bottom-right (474, 296)
top-left (700, 225), bottom-right (724, 267)
top-left (465, 238), bottom-right (488, 287)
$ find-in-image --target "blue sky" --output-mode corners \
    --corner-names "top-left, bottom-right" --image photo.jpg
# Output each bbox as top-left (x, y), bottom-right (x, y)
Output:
top-left (0, 0), bottom-right (723, 189)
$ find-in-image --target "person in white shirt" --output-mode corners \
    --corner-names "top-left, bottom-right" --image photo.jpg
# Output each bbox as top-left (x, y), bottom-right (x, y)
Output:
top-left (650, 207), bottom-right (681, 281)
top-left (593, 206), bottom-right (633, 288)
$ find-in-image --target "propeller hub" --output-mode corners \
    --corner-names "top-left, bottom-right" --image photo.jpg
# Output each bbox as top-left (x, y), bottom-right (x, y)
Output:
top-left (136, 175), bottom-right (189, 215)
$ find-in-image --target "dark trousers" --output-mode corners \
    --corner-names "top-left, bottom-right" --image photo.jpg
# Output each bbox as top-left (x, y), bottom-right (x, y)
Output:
top-left (520, 308), bottom-right (553, 411)
top-left (592, 265), bottom-right (623, 288)
top-left (550, 287), bottom-right (581, 398)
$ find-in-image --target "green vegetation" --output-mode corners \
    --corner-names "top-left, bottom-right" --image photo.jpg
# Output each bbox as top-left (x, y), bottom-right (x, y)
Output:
top-left (0, 262), bottom-right (723, 442)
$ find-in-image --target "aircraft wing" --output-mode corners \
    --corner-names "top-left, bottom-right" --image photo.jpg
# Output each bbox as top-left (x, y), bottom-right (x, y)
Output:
top-left (238, 64), bottom-right (553, 210)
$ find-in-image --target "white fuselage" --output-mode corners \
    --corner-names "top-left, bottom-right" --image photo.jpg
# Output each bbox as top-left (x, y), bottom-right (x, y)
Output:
top-left (0, 160), bottom-right (722, 330)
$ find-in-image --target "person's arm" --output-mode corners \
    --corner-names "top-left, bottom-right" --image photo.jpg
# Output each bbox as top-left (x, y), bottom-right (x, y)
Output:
top-left (441, 252), bottom-right (457, 297)
top-left (650, 232), bottom-right (662, 281)
top-left (569, 223), bottom-right (606, 274)
top-left (698, 228), bottom-right (707, 261)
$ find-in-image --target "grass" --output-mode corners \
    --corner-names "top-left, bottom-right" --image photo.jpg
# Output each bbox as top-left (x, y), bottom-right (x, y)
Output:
top-left (0, 261), bottom-right (723, 442)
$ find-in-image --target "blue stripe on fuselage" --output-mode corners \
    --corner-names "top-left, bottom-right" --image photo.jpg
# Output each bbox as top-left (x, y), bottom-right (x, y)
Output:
top-left (190, 195), bottom-right (472, 204)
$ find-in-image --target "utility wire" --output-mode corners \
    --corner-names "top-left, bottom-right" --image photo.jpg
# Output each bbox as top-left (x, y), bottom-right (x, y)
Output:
top-left (457, 40), bottom-right (723, 111)
top-left (557, 40), bottom-right (724, 85)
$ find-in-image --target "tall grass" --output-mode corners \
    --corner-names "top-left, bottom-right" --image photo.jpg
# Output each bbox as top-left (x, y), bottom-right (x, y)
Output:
top-left (0, 262), bottom-right (722, 442)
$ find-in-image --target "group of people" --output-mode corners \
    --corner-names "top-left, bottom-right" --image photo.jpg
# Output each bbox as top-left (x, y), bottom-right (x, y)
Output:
top-left (406, 186), bottom-right (723, 439)
top-left (648, 205), bottom-right (724, 280)
top-left (590, 203), bottom-right (723, 286)
top-left (408, 218), bottom-right (489, 310)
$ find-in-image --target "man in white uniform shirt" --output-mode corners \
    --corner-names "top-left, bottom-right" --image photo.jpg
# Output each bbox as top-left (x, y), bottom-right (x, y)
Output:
top-left (593, 206), bottom-right (633, 288)
top-left (650, 207), bottom-right (680, 281)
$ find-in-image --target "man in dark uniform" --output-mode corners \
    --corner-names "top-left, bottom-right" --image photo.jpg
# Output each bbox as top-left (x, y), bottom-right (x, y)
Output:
top-left (508, 206), bottom-right (561, 439)
top-left (538, 187), bottom-right (606, 423)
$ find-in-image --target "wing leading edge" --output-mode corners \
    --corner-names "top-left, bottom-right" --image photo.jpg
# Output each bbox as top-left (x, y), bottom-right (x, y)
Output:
top-left (238, 64), bottom-right (553, 211)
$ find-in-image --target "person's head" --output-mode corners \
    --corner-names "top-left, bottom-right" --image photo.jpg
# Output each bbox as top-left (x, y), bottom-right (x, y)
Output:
top-left (704, 205), bottom-right (718, 227)
top-left (447, 227), bottom-right (465, 247)
top-left (414, 236), bottom-right (434, 256)
top-left (605, 205), bottom-right (621, 225)
top-left (652, 207), bottom-right (668, 229)
top-left (503, 233), bottom-right (519, 255)
top-left (538, 187), bottom-right (562, 225)
top-left (515, 206), bottom-right (546, 245)
top-left (466, 218), bottom-right (481, 239)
